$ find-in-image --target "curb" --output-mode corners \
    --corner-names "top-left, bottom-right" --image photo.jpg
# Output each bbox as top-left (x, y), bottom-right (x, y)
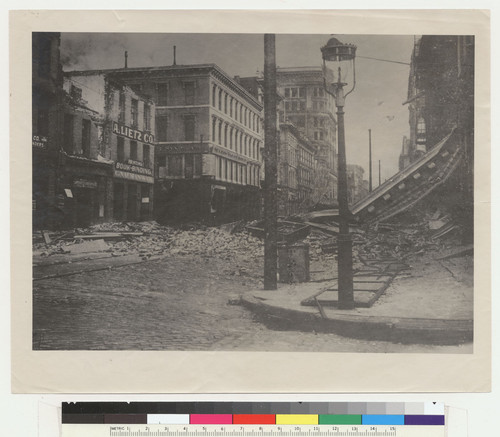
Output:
top-left (240, 294), bottom-right (473, 345)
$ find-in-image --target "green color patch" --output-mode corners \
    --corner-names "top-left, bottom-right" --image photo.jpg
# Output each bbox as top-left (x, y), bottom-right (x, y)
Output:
top-left (319, 415), bottom-right (362, 425)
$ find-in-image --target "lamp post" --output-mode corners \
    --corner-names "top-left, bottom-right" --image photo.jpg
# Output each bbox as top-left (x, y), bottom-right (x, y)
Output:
top-left (321, 36), bottom-right (357, 310)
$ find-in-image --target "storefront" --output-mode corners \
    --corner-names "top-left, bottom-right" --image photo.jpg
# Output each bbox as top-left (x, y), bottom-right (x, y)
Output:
top-left (113, 160), bottom-right (154, 222)
top-left (57, 155), bottom-right (114, 229)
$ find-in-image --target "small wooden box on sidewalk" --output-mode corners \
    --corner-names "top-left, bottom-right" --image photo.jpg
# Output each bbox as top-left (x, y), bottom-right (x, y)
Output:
top-left (278, 243), bottom-right (310, 283)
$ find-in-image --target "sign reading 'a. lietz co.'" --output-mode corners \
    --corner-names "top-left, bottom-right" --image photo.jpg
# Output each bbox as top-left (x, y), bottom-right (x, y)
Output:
top-left (112, 122), bottom-right (155, 145)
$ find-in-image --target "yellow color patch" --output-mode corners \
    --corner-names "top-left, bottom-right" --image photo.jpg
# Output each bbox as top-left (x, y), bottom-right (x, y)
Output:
top-left (275, 415), bottom-right (319, 425)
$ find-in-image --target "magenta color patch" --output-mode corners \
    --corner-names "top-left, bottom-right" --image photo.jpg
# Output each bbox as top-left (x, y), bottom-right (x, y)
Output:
top-left (190, 414), bottom-right (233, 424)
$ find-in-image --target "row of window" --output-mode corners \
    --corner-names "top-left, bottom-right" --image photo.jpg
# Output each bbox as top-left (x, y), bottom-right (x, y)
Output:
top-left (298, 168), bottom-right (313, 187)
top-left (156, 115), bottom-right (196, 143)
top-left (62, 113), bottom-right (92, 157)
top-left (116, 137), bottom-right (152, 168)
top-left (212, 84), bottom-right (261, 133)
top-left (284, 100), bottom-right (306, 113)
top-left (156, 154), bottom-right (202, 179)
top-left (284, 87), bottom-right (306, 99)
top-left (298, 148), bottom-right (314, 168)
top-left (155, 81), bottom-right (196, 107)
top-left (215, 156), bottom-right (260, 187)
top-left (283, 86), bottom-right (326, 99)
top-left (118, 92), bottom-right (153, 132)
top-left (211, 117), bottom-right (261, 160)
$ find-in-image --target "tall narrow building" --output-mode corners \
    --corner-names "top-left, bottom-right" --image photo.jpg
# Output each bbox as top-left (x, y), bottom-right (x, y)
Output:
top-left (276, 66), bottom-right (337, 208)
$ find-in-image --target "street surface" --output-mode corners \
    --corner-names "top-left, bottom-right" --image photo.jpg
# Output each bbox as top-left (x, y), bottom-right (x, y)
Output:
top-left (33, 253), bottom-right (471, 353)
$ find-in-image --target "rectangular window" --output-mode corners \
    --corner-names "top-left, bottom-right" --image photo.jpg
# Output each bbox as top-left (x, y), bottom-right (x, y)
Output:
top-left (143, 104), bottom-right (151, 131)
top-left (119, 92), bottom-right (126, 123)
top-left (168, 155), bottom-right (183, 177)
top-left (156, 116), bottom-right (168, 142)
top-left (130, 141), bottom-right (137, 160)
top-left (157, 83), bottom-right (168, 106)
top-left (300, 101), bottom-right (306, 111)
top-left (157, 154), bottom-right (166, 168)
top-left (81, 119), bottom-right (91, 157)
top-left (184, 116), bottom-right (195, 141)
top-left (291, 88), bottom-right (298, 98)
top-left (143, 144), bottom-right (150, 168)
top-left (299, 87), bottom-right (305, 98)
top-left (284, 88), bottom-right (290, 98)
top-left (131, 99), bottom-right (138, 128)
top-left (184, 82), bottom-right (195, 105)
top-left (117, 137), bottom-right (124, 162)
top-left (185, 154), bottom-right (194, 178)
top-left (63, 114), bottom-right (74, 154)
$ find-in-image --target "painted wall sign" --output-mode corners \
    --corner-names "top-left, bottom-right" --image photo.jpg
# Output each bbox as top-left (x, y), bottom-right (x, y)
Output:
top-left (112, 122), bottom-right (155, 145)
top-left (73, 179), bottom-right (98, 189)
top-left (115, 162), bottom-right (154, 184)
top-left (160, 143), bottom-right (208, 154)
top-left (32, 135), bottom-right (48, 150)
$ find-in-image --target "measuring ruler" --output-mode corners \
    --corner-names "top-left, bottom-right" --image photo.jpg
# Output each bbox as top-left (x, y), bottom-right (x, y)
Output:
top-left (61, 424), bottom-right (445, 437)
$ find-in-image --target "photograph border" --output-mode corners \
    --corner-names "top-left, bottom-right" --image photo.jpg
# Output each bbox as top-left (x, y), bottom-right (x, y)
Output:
top-left (11, 9), bottom-right (491, 393)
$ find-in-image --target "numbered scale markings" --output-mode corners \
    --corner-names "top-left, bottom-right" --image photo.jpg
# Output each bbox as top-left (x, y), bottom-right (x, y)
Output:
top-left (62, 425), bottom-right (444, 437)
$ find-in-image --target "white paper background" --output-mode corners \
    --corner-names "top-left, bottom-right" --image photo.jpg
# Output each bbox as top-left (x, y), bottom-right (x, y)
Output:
top-left (2, 0), bottom-right (499, 435)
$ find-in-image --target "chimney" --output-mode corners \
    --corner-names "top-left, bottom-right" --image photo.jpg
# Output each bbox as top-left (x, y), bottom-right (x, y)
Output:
top-left (173, 46), bottom-right (177, 66)
top-left (124, 51), bottom-right (128, 68)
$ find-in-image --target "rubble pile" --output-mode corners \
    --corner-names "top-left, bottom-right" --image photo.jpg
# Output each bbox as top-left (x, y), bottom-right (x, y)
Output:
top-left (33, 221), bottom-right (264, 262)
top-left (356, 210), bottom-right (461, 262)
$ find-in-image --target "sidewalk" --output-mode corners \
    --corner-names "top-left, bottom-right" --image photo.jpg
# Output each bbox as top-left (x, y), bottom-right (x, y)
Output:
top-left (241, 255), bottom-right (473, 345)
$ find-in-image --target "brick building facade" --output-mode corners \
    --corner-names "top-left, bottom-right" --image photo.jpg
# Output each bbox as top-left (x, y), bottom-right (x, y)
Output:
top-left (63, 72), bottom-right (156, 223)
top-left (105, 64), bottom-right (264, 224)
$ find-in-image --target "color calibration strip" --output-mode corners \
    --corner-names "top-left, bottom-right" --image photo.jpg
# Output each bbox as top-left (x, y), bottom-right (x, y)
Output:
top-left (62, 402), bottom-right (445, 426)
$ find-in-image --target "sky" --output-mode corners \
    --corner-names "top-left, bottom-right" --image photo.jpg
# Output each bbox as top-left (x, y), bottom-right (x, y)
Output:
top-left (61, 33), bottom-right (415, 182)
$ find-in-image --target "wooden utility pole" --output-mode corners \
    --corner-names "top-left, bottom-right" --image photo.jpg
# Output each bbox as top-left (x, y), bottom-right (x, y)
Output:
top-left (378, 160), bottom-right (381, 186)
top-left (368, 129), bottom-right (372, 192)
top-left (263, 34), bottom-right (278, 290)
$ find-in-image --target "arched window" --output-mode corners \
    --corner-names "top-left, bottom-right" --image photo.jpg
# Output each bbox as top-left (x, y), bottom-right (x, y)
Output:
top-left (218, 89), bottom-right (223, 111)
top-left (224, 124), bottom-right (228, 147)
top-left (230, 97), bottom-right (233, 117)
top-left (218, 120), bottom-right (222, 145)
top-left (224, 94), bottom-right (228, 114)
top-left (229, 128), bottom-right (234, 149)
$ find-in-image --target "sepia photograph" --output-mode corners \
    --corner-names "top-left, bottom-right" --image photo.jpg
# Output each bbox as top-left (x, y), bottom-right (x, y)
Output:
top-left (10, 9), bottom-right (491, 393)
top-left (31, 30), bottom-right (474, 353)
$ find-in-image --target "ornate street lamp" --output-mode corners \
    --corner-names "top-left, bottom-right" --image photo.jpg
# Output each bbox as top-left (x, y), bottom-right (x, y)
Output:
top-left (321, 36), bottom-right (357, 309)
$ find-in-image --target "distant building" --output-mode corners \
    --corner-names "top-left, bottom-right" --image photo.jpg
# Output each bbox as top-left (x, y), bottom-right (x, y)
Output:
top-left (347, 164), bottom-right (368, 205)
top-left (277, 123), bottom-right (316, 216)
top-left (398, 136), bottom-right (413, 171)
top-left (63, 71), bottom-right (156, 223)
top-left (76, 64), bottom-right (264, 224)
top-left (276, 67), bottom-right (338, 207)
